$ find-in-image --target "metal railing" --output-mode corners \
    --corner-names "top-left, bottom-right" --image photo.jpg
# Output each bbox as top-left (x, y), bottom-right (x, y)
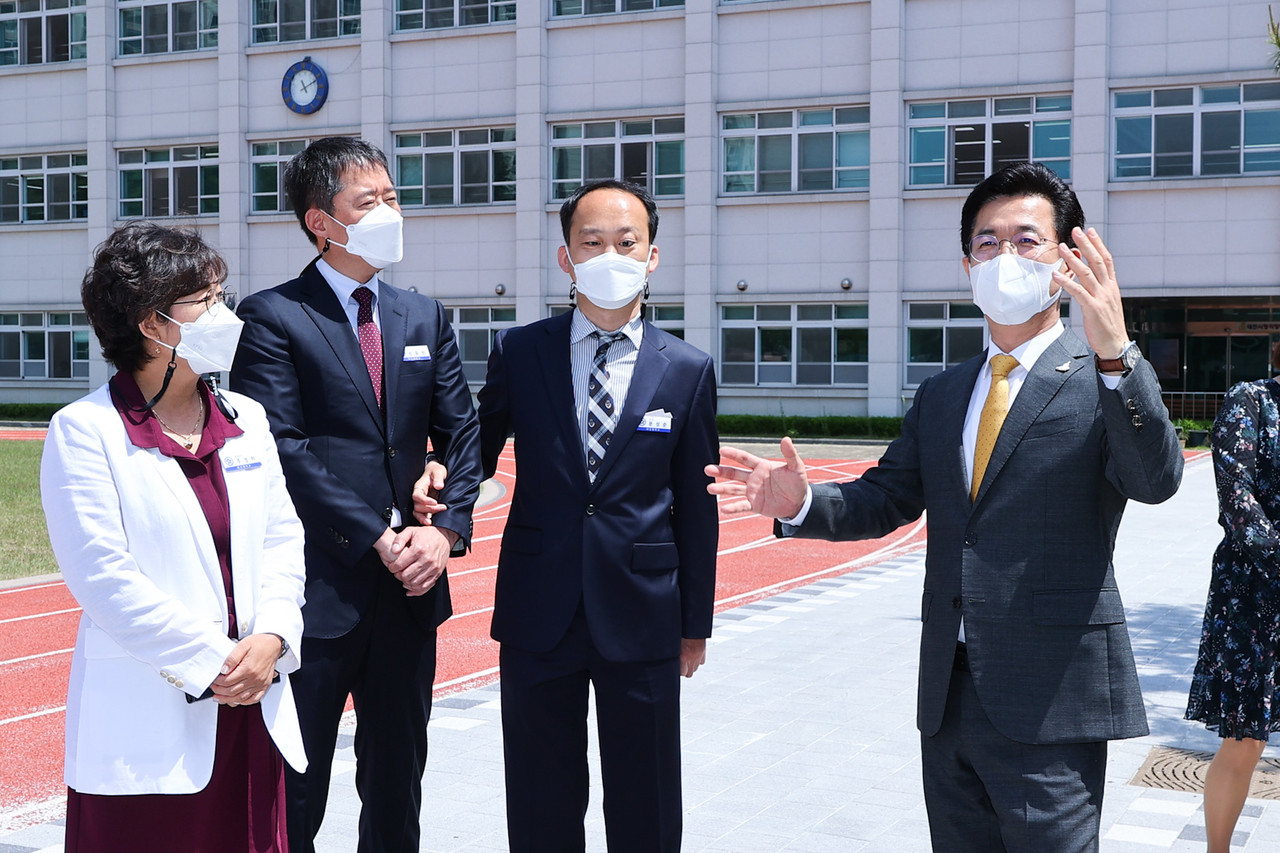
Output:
top-left (1162, 391), bottom-right (1225, 422)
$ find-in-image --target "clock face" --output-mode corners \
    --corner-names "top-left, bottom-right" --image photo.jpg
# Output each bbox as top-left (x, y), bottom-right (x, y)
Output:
top-left (282, 58), bottom-right (328, 115)
top-left (290, 69), bottom-right (318, 106)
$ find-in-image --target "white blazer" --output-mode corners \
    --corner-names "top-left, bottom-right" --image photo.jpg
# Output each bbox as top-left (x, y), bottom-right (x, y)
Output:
top-left (42, 383), bottom-right (308, 794)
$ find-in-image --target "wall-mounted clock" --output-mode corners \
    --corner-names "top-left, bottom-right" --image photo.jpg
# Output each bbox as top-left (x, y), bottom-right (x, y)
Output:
top-left (281, 56), bottom-right (328, 115)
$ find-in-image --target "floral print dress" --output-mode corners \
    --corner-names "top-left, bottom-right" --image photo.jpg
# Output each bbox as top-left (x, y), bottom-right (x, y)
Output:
top-left (1186, 378), bottom-right (1280, 740)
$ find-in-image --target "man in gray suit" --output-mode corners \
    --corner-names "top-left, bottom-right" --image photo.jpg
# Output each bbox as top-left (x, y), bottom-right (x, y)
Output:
top-left (708, 162), bottom-right (1183, 851)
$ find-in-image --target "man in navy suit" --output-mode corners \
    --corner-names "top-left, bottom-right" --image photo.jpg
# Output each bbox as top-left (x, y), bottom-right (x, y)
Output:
top-left (474, 179), bottom-right (718, 852)
top-left (708, 163), bottom-right (1183, 851)
top-left (231, 137), bottom-right (482, 853)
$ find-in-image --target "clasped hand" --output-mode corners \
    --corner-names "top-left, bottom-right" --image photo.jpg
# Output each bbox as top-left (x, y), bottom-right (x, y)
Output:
top-left (375, 524), bottom-right (457, 597)
top-left (211, 633), bottom-right (281, 707)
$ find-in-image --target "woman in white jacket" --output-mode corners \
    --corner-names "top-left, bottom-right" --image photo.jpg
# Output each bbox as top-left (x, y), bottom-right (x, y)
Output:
top-left (41, 223), bottom-right (307, 853)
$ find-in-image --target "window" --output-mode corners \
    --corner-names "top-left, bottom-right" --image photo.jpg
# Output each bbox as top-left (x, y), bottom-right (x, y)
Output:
top-left (722, 107), bottom-right (869, 195)
top-left (394, 0), bottom-right (513, 30)
top-left (907, 96), bottom-right (1072, 187)
top-left (648, 305), bottom-right (684, 339)
top-left (252, 0), bottom-right (359, 43)
top-left (0, 0), bottom-right (85, 65)
top-left (552, 0), bottom-right (682, 16)
top-left (0, 311), bottom-right (90, 379)
top-left (119, 145), bottom-right (219, 217)
top-left (904, 302), bottom-right (987, 385)
top-left (719, 304), bottom-right (869, 386)
top-left (551, 118), bottom-right (684, 200)
top-left (118, 0), bottom-right (216, 55)
top-left (0, 153), bottom-right (88, 223)
top-left (1113, 83), bottom-right (1280, 179)
top-left (447, 306), bottom-right (516, 383)
top-left (251, 139), bottom-right (312, 213)
top-left (395, 127), bottom-right (516, 207)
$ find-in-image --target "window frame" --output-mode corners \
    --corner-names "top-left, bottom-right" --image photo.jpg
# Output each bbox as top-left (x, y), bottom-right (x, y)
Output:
top-left (0, 153), bottom-right (89, 224)
top-left (117, 0), bottom-right (217, 56)
top-left (551, 0), bottom-right (683, 18)
top-left (550, 117), bottom-right (685, 200)
top-left (721, 106), bottom-right (870, 196)
top-left (250, 138), bottom-right (322, 213)
top-left (118, 145), bottom-right (220, 218)
top-left (906, 95), bottom-right (1073, 188)
top-left (394, 126), bottom-right (517, 208)
top-left (446, 305), bottom-right (517, 384)
top-left (0, 311), bottom-right (90, 380)
top-left (394, 0), bottom-right (514, 31)
top-left (719, 303), bottom-right (870, 387)
top-left (251, 0), bottom-right (360, 45)
top-left (0, 0), bottom-right (86, 66)
top-left (1112, 82), bottom-right (1280, 180)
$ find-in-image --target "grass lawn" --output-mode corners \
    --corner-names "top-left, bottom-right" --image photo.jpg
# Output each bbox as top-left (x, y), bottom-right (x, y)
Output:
top-left (0, 439), bottom-right (58, 581)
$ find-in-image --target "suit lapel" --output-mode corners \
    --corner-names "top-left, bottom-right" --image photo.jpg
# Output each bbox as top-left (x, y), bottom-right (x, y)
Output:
top-left (379, 282), bottom-right (407, 438)
top-left (149, 448), bottom-right (224, 595)
top-left (590, 322), bottom-right (670, 491)
top-left (534, 314), bottom-right (589, 488)
top-left (298, 266), bottom-right (385, 435)
top-left (972, 330), bottom-right (1090, 505)
top-left (941, 356), bottom-right (983, 503)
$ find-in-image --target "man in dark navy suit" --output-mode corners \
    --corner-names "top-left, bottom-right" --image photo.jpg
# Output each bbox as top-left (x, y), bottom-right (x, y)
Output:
top-left (474, 179), bottom-right (719, 852)
top-left (232, 137), bottom-right (482, 853)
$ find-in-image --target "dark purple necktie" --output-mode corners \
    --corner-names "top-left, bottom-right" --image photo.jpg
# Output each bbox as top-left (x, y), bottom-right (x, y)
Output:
top-left (353, 286), bottom-right (383, 410)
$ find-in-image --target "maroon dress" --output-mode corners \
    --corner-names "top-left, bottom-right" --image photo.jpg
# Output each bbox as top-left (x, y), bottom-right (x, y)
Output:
top-left (65, 372), bottom-right (289, 853)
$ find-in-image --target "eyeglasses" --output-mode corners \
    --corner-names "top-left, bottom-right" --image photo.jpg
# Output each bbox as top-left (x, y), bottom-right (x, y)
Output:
top-left (171, 288), bottom-right (234, 311)
top-left (967, 233), bottom-right (1059, 263)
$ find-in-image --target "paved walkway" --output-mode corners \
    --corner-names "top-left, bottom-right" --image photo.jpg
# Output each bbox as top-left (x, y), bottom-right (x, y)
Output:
top-left (6, 451), bottom-right (1278, 851)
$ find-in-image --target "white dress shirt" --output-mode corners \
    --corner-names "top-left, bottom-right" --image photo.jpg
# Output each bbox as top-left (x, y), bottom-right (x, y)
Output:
top-left (569, 308), bottom-right (644, 465)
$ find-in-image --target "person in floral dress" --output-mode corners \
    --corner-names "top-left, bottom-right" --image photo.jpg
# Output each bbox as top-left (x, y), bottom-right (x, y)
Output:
top-left (1187, 349), bottom-right (1280, 853)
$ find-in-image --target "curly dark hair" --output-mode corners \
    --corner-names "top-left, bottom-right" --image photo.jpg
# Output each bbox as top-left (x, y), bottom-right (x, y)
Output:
top-left (80, 222), bottom-right (228, 373)
top-left (283, 137), bottom-right (392, 246)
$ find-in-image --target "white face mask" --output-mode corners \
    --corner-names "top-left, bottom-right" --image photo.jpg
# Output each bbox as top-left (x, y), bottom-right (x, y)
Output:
top-left (968, 252), bottom-right (1063, 326)
top-left (155, 302), bottom-right (245, 375)
top-left (568, 248), bottom-right (653, 311)
top-left (324, 203), bottom-right (404, 269)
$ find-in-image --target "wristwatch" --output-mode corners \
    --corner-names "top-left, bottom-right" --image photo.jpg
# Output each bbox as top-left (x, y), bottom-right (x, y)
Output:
top-left (1095, 341), bottom-right (1141, 377)
top-left (275, 635), bottom-right (289, 660)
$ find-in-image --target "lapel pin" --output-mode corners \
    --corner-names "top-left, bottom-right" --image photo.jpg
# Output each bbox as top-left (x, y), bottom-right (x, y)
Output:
top-left (1055, 361), bottom-right (1071, 372)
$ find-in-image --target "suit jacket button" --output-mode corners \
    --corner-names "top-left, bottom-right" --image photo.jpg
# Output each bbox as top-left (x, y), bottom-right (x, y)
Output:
top-left (167, 675), bottom-right (176, 684)
top-left (952, 597), bottom-right (962, 609)
top-left (388, 446), bottom-right (397, 458)
top-left (964, 534), bottom-right (977, 546)
top-left (585, 504), bottom-right (596, 516)
top-left (174, 679), bottom-right (184, 688)
top-left (159, 670), bottom-right (169, 679)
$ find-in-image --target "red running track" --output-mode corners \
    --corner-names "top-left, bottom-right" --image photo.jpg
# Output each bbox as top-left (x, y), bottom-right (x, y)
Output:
top-left (0, 440), bottom-right (921, 826)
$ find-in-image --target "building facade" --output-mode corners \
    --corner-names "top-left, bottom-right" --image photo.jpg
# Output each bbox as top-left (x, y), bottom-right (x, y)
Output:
top-left (2, 0), bottom-right (1278, 417)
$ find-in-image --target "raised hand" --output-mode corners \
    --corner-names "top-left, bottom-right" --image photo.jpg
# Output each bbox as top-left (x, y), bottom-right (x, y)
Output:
top-left (704, 436), bottom-right (810, 520)
top-left (1053, 226), bottom-right (1128, 361)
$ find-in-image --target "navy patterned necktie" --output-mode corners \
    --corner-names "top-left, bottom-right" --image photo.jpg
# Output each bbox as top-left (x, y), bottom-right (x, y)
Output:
top-left (587, 331), bottom-right (626, 481)
top-left (353, 286), bottom-right (384, 412)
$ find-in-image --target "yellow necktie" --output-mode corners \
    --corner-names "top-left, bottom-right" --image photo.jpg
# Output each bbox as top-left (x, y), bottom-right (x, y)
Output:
top-left (971, 354), bottom-right (1020, 502)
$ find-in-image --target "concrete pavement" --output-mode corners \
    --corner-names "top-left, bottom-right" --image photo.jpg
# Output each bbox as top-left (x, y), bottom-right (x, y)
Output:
top-left (5, 450), bottom-right (1278, 851)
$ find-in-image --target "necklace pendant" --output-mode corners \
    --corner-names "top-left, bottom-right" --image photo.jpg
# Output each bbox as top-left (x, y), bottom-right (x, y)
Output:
top-left (184, 440), bottom-right (194, 450)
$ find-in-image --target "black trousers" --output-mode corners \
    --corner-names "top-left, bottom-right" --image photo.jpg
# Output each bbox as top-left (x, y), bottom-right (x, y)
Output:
top-left (285, 571), bottom-right (438, 853)
top-left (500, 609), bottom-right (683, 853)
top-left (919, 647), bottom-right (1106, 853)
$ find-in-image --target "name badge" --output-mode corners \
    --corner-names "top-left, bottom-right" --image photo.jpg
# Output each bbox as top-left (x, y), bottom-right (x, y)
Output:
top-left (223, 454), bottom-right (262, 472)
top-left (403, 345), bottom-right (432, 362)
top-left (638, 409), bottom-right (673, 433)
